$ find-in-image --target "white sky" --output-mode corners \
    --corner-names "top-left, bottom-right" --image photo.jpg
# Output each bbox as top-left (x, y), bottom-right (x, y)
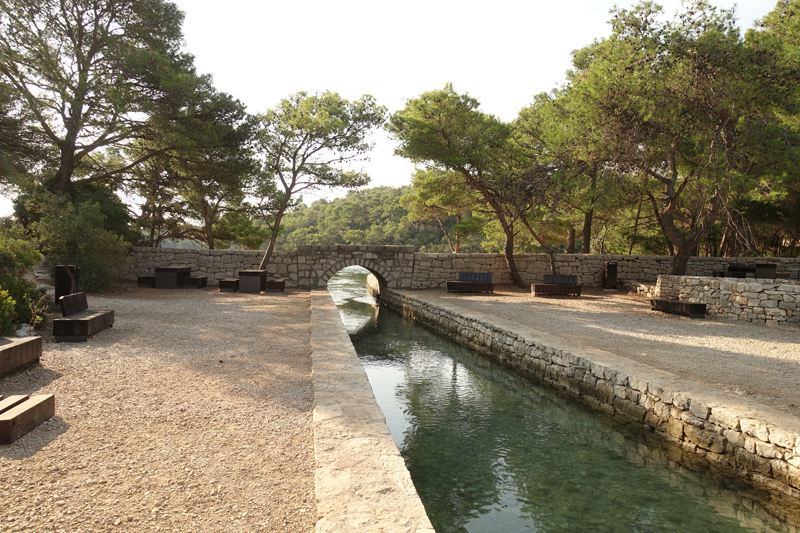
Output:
top-left (0, 0), bottom-right (779, 216)
top-left (170, 0), bottom-right (777, 203)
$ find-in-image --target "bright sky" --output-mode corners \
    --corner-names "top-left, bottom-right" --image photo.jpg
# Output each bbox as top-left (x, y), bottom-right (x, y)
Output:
top-left (0, 0), bottom-right (778, 216)
top-left (169, 0), bottom-right (778, 204)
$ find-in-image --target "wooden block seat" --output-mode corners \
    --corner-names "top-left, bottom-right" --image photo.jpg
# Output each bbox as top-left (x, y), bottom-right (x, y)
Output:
top-left (184, 275), bottom-right (208, 288)
top-left (650, 298), bottom-right (706, 319)
top-left (238, 270), bottom-right (267, 293)
top-left (219, 278), bottom-right (239, 292)
top-left (137, 275), bottom-right (156, 288)
top-left (53, 292), bottom-right (114, 343)
top-left (533, 275), bottom-right (582, 297)
top-left (266, 278), bottom-right (286, 293)
top-left (0, 394), bottom-right (55, 444)
top-left (0, 336), bottom-right (42, 377)
top-left (446, 273), bottom-right (494, 293)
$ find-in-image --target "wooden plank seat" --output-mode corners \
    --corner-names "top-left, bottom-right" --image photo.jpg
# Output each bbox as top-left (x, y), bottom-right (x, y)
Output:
top-left (0, 337), bottom-right (42, 377)
top-left (219, 278), bottom-right (239, 292)
top-left (0, 394), bottom-right (55, 444)
top-left (53, 292), bottom-right (115, 343)
top-left (137, 275), bottom-right (156, 288)
top-left (184, 275), bottom-right (208, 288)
top-left (266, 278), bottom-right (286, 293)
top-left (533, 275), bottom-right (582, 297)
top-left (650, 298), bottom-right (706, 319)
top-left (446, 272), bottom-right (494, 293)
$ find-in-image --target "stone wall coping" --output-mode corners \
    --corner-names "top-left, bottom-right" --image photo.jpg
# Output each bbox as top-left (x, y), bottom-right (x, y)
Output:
top-left (309, 291), bottom-right (434, 532)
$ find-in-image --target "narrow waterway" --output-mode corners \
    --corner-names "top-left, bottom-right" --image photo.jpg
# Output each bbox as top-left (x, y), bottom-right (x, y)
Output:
top-left (328, 266), bottom-right (794, 533)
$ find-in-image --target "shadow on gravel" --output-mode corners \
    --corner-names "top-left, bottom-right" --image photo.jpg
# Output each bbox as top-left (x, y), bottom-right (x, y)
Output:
top-left (0, 366), bottom-right (63, 396)
top-left (0, 415), bottom-right (70, 459)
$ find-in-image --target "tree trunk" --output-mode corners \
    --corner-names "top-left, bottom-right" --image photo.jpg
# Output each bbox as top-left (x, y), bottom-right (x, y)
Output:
top-left (566, 228), bottom-right (576, 254)
top-left (522, 217), bottom-right (557, 275)
top-left (629, 197), bottom-right (643, 255)
top-left (669, 242), bottom-right (692, 275)
top-left (581, 209), bottom-right (593, 254)
top-left (258, 192), bottom-right (293, 270)
top-left (581, 164), bottom-right (597, 254)
top-left (502, 227), bottom-right (525, 287)
top-left (454, 215), bottom-right (461, 254)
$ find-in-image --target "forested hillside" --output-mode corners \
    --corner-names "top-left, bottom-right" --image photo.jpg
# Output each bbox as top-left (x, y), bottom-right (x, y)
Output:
top-left (274, 187), bottom-right (484, 253)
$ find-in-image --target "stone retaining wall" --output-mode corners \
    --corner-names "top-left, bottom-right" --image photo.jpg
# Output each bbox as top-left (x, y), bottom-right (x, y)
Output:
top-left (378, 288), bottom-right (800, 503)
top-left (655, 276), bottom-right (800, 325)
top-left (118, 246), bottom-right (800, 291)
top-left (408, 254), bottom-right (800, 289)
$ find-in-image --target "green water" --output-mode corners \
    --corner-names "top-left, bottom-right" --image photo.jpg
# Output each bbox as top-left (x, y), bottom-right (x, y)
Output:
top-left (328, 266), bottom-right (795, 533)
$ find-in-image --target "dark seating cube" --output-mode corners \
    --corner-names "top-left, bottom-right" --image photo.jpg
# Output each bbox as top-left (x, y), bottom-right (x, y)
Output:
top-left (219, 278), bottom-right (239, 292)
top-left (137, 275), bottom-right (156, 288)
top-left (266, 278), bottom-right (285, 293)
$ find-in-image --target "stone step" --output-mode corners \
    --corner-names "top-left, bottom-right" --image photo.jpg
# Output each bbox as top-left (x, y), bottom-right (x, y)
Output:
top-left (0, 394), bottom-right (55, 444)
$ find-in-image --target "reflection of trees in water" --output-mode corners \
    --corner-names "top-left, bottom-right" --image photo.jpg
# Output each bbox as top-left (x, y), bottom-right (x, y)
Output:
top-left (350, 307), bottom-right (796, 533)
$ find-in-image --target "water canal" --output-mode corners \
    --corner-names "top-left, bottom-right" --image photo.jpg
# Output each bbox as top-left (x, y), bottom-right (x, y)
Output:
top-left (327, 266), bottom-right (795, 533)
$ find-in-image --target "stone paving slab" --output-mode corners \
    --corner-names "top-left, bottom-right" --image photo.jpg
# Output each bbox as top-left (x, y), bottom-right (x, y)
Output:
top-left (310, 291), bottom-right (434, 533)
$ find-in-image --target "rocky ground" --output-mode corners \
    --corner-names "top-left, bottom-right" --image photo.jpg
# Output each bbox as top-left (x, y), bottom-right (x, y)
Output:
top-left (0, 285), bottom-right (315, 532)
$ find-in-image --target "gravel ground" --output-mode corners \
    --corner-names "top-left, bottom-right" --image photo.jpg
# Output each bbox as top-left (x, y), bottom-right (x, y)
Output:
top-left (415, 286), bottom-right (800, 414)
top-left (0, 285), bottom-right (315, 533)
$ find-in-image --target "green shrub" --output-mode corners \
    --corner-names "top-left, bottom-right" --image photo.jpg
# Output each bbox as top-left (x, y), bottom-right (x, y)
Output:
top-left (0, 222), bottom-right (44, 327)
top-left (0, 288), bottom-right (17, 336)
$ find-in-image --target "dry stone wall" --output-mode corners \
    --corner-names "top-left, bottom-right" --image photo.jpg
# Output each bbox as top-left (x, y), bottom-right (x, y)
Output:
top-left (378, 288), bottom-right (800, 503)
top-left (410, 254), bottom-right (800, 289)
top-left (120, 247), bottom-right (800, 292)
top-left (655, 276), bottom-right (800, 325)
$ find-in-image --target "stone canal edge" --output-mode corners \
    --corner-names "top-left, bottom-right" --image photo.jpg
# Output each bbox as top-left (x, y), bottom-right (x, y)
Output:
top-left (309, 291), bottom-right (435, 533)
top-left (377, 288), bottom-right (800, 505)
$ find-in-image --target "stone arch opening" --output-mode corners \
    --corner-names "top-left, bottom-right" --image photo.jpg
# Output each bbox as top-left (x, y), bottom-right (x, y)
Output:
top-left (320, 260), bottom-right (391, 292)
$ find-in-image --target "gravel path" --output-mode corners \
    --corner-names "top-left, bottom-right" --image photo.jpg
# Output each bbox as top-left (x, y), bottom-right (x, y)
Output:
top-left (411, 286), bottom-right (800, 414)
top-left (0, 286), bottom-right (315, 533)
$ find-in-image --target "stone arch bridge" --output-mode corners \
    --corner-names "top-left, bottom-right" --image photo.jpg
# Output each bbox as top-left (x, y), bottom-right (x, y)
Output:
top-left (295, 245), bottom-right (415, 289)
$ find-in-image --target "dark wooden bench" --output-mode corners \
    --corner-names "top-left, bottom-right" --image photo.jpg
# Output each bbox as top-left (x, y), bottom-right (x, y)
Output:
top-left (266, 278), bottom-right (286, 293)
top-left (650, 298), bottom-right (706, 319)
top-left (219, 278), bottom-right (239, 292)
top-left (137, 275), bottom-right (155, 288)
top-left (0, 394), bottom-right (55, 444)
top-left (533, 275), bottom-right (582, 297)
top-left (53, 292), bottom-right (115, 342)
top-left (446, 273), bottom-right (493, 293)
top-left (0, 337), bottom-right (42, 377)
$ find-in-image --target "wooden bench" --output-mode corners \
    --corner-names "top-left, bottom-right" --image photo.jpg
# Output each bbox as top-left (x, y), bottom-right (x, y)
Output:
top-left (137, 275), bottom-right (155, 288)
top-left (219, 278), bottom-right (239, 292)
top-left (446, 273), bottom-right (493, 293)
top-left (533, 275), bottom-right (582, 297)
top-left (0, 394), bottom-right (55, 444)
top-left (266, 278), bottom-right (286, 293)
top-left (52, 292), bottom-right (115, 342)
top-left (0, 337), bottom-right (42, 377)
top-left (650, 298), bottom-right (706, 319)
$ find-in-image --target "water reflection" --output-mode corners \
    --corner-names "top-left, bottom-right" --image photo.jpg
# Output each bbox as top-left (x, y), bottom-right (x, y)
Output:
top-left (328, 266), bottom-right (797, 533)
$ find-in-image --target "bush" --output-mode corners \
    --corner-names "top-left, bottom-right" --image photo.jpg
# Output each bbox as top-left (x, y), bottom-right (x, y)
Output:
top-left (0, 222), bottom-right (44, 327)
top-left (0, 288), bottom-right (17, 336)
top-left (28, 191), bottom-right (130, 292)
